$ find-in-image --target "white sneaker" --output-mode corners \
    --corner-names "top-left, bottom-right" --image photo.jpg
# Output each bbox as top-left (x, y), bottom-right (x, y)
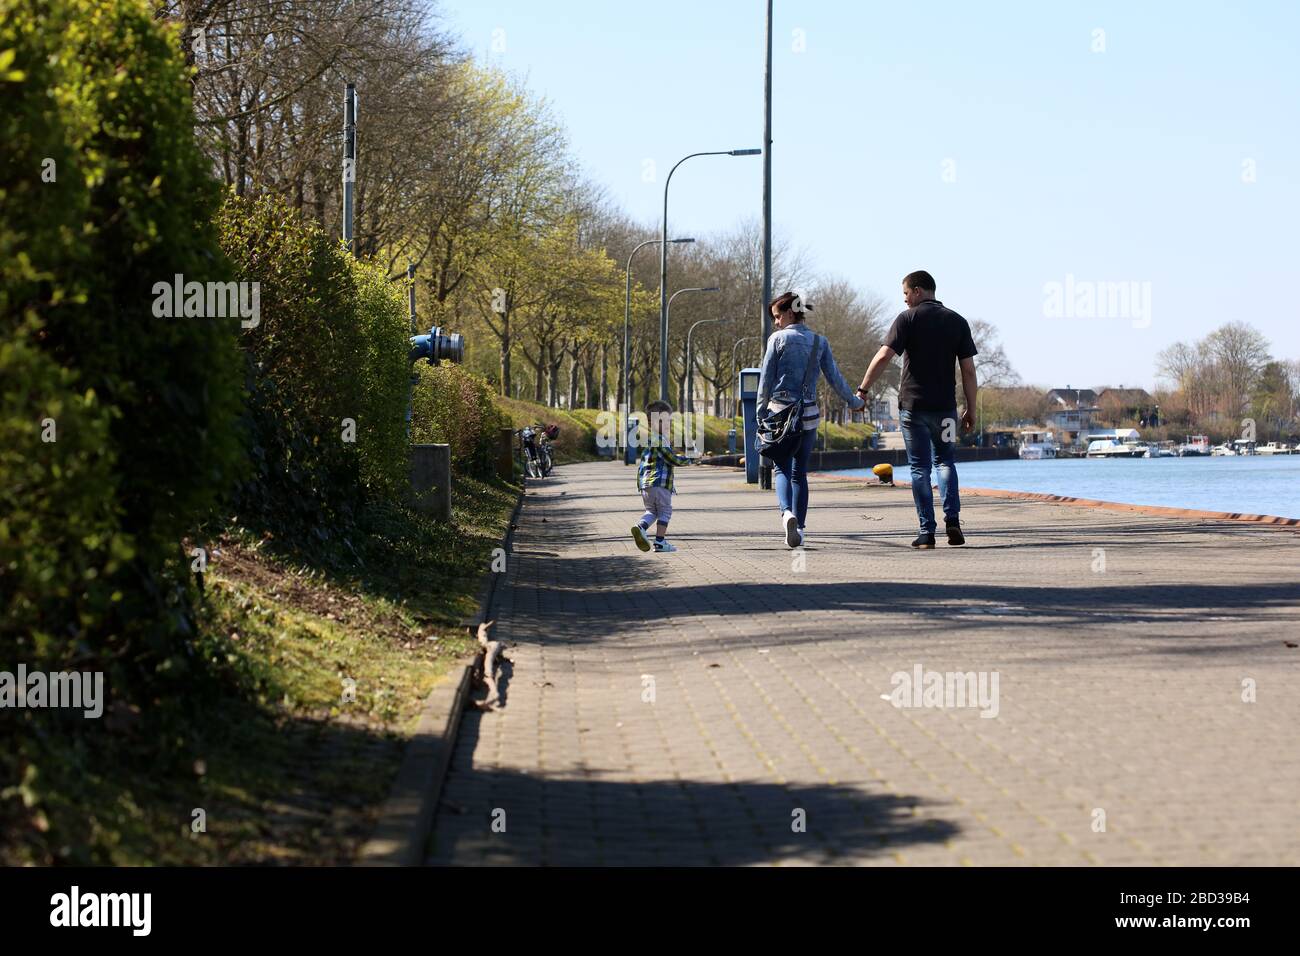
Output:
top-left (782, 511), bottom-right (800, 549)
top-left (653, 541), bottom-right (678, 553)
top-left (797, 528), bottom-right (805, 547)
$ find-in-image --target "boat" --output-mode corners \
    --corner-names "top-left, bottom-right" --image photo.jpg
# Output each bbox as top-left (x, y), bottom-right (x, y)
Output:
top-left (1177, 435), bottom-right (1212, 457)
top-left (1258, 442), bottom-right (1293, 455)
top-left (1084, 428), bottom-right (1144, 458)
top-left (1139, 441), bottom-right (1177, 458)
top-left (1086, 438), bottom-right (1146, 458)
top-left (1018, 428), bottom-right (1058, 460)
top-left (1211, 443), bottom-right (1236, 456)
top-left (1231, 439), bottom-right (1258, 456)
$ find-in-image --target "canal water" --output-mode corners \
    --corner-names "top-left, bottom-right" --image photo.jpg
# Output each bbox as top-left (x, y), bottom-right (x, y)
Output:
top-left (833, 454), bottom-right (1300, 519)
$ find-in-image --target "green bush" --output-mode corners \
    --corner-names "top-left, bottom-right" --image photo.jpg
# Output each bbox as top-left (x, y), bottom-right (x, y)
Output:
top-left (411, 364), bottom-right (511, 479)
top-left (0, 0), bottom-right (243, 682)
top-left (217, 193), bottom-right (412, 532)
top-left (352, 260), bottom-right (414, 498)
top-left (0, 327), bottom-right (131, 659)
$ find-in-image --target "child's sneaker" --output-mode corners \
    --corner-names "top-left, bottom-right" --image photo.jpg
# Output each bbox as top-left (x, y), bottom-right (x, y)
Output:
top-left (631, 524), bottom-right (651, 552)
top-left (653, 541), bottom-right (677, 553)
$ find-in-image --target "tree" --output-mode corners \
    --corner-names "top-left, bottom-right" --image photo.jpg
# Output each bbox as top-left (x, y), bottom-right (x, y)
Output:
top-left (805, 278), bottom-right (891, 424)
top-left (967, 319), bottom-right (1019, 388)
top-left (1157, 322), bottom-right (1274, 429)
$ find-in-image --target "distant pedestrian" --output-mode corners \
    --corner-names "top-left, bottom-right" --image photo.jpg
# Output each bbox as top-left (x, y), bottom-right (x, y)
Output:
top-left (757, 291), bottom-right (866, 548)
top-left (856, 270), bottom-right (978, 548)
top-left (631, 400), bottom-right (688, 553)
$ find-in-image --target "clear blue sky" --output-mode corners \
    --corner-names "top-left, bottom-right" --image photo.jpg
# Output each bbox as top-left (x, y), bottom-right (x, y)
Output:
top-left (435, 0), bottom-right (1299, 390)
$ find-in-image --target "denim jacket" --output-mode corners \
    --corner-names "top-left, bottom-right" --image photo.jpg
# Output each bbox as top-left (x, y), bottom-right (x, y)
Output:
top-left (757, 323), bottom-right (864, 427)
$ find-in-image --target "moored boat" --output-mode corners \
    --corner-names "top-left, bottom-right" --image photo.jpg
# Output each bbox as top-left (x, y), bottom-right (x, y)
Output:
top-left (1018, 428), bottom-right (1058, 460)
top-left (1086, 438), bottom-right (1146, 458)
top-left (1177, 435), bottom-right (1212, 457)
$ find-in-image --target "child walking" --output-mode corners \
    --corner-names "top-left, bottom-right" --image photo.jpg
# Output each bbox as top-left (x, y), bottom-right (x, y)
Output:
top-left (631, 400), bottom-right (688, 553)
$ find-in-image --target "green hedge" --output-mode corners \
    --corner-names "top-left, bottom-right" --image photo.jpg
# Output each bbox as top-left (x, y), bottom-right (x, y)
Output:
top-left (411, 364), bottom-right (511, 479)
top-left (0, 0), bottom-right (243, 684)
top-left (216, 193), bottom-right (411, 535)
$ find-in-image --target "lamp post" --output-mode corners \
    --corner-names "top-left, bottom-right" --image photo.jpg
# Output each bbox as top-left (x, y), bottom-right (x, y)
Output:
top-left (666, 286), bottom-right (719, 410)
top-left (761, 0), bottom-right (773, 347)
top-left (730, 335), bottom-right (758, 418)
top-left (342, 82), bottom-right (357, 252)
top-left (685, 317), bottom-right (725, 426)
top-left (625, 238), bottom-right (693, 463)
top-left (659, 148), bottom-right (760, 401)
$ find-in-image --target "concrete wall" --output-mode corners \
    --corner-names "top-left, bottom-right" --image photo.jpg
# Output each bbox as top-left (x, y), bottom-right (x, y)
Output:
top-left (410, 443), bottom-right (452, 521)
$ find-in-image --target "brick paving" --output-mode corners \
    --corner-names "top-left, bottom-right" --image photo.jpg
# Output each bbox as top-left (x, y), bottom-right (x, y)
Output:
top-left (427, 461), bottom-right (1300, 866)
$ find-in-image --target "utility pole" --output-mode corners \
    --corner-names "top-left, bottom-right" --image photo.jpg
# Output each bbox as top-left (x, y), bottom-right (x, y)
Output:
top-left (761, 0), bottom-right (773, 346)
top-left (407, 262), bottom-right (416, 333)
top-left (759, 0), bottom-right (774, 490)
top-left (343, 82), bottom-right (356, 253)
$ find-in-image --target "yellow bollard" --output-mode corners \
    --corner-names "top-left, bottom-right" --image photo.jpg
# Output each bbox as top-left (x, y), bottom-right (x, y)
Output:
top-left (872, 462), bottom-right (894, 484)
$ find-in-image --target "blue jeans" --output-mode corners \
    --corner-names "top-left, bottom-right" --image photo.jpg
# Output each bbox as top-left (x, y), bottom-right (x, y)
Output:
top-left (773, 427), bottom-right (815, 528)
top-left (900, 408), bottom-right (961, 534)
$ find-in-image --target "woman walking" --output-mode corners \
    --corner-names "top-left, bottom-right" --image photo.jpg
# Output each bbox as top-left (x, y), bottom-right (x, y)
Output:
top-left (756, 291), bottom-right (866, 548)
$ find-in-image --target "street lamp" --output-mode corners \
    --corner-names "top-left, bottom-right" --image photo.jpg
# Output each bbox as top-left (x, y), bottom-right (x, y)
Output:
top-left (666, 286), bottom-right (719, 409)
top-left (685, 316), bottom-right (725, 425)
top-left (730, 335), bottom-right (758, 418)
top-left (659, 147), bottom-right (760, 401)
top-left (624, 237), bottom-right (693, 463)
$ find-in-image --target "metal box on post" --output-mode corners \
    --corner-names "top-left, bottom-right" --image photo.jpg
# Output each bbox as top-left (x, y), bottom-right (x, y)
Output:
top-left (739, 367), bottom-right (761, 484)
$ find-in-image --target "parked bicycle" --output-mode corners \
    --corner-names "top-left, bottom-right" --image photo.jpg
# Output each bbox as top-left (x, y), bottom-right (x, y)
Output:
top-left (519, 423), bottom-right (558, 478)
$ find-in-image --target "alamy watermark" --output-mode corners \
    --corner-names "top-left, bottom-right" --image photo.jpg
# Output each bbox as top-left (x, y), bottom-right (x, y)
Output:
top-left (50, 886), bottom-right (150, 936)
top-left (883, 663), bottom-right (1000, 718)
top-left (152, 274), bottom-right (260, 328)
top-left (596, 406), bottom-right (707, 452)
top-left (1, 664), bottom-right (104, 718)
top-left (1043, 274), bottom-right (1151, 329)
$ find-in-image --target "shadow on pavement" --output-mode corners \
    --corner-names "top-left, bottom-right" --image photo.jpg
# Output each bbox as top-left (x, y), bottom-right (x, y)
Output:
top-left (428, 757), bottom-right (960, 866)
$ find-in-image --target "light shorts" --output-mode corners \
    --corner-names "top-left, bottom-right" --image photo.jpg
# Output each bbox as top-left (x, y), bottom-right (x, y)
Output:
top-left (640, 485), bottom-right (673, 525)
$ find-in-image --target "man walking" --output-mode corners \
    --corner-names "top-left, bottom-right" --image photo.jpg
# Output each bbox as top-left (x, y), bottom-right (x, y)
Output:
top-left (855, 271), bottom-right (978, 548)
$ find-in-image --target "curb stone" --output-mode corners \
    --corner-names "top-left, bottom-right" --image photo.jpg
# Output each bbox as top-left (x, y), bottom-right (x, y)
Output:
top-left (354, 485), bottom-right (524, 867)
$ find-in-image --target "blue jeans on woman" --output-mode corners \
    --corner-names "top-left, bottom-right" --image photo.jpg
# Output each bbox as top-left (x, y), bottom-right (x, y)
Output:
top-left (899, 408), bottom-right (961, 534)
top-left (773, 427), bottom-right (815, 528)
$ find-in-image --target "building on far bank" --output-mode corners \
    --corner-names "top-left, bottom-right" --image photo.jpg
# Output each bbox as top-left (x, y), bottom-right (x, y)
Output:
top-left (1046, 387), bottom-right (1099, 447)
top-left (869, 387), bottom-right (900, 432)
top-left (1096, 387), bottom-right (1158, 426)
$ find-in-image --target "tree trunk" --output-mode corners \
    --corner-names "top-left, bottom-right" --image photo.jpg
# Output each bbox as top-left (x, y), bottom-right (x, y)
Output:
top-left (547, 343), bottom-right (562, 407)
top-left (601, 343), bottom-right (610, 410)
top-left (584, 357), bottom-right (597, 410)
top-left (568, 353), bottom-right (580, 410)
top-left (498, 313), bottom-right (512, 397)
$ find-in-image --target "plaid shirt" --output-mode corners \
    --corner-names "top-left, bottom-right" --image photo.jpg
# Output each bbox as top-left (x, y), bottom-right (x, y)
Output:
top-left (637, 435), bottom-right (688, 491)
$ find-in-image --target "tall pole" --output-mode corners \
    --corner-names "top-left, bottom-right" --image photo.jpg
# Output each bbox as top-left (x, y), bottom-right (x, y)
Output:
top-left (666, 286), bottom-right (719, 410)
top-left (627, 238), bottom-right (659, 466)
top-left (659, 149), bottom-right (759, 403)
top-left (343, 82), bottom-right (356, 253)
top-left (407, 262), bottom-right (416, 333)
top-left (731, 335), bottom-right (757, 418)
top-left (686, 317), bottom-right (724, 424)
top-left (761, 0), bottom-right (773, 346)
top-left (627, 237), bottom-right (693, 463)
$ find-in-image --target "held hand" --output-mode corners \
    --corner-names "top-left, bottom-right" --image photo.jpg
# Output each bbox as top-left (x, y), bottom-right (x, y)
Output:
top-left (960, 408), bottom-right (975, 432)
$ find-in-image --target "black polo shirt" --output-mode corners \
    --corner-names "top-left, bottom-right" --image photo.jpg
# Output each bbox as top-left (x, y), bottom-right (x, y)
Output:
top-left (882, 299), bottom-right (978, 412)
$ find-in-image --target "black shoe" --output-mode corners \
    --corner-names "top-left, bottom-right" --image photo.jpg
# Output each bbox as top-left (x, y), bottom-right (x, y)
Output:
top-left (945, 520), bottom-right (965, 546)
top-left (911, 532), bottom-right (936, 549)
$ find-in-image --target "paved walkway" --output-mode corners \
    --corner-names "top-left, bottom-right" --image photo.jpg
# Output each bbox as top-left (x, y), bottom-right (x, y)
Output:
top-left (427, 462), bottom-right (1300, 865)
